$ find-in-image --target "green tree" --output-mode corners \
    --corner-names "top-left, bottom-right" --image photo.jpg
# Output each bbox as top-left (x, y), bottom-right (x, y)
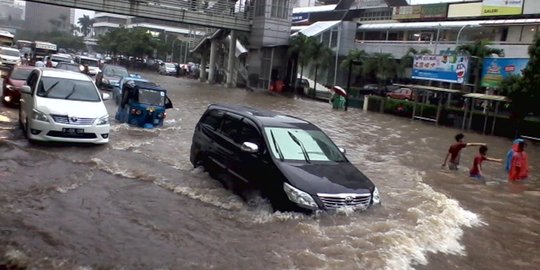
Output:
top-left (78, 15), bottom-right (95, 37)
top-left (307, 40), bottom-right (333, 96)
top-left (457, 40), bottom-right (503, 92)
top-left (363, 53), bottom-right (397, 86)
top-left (288, 33), bottom-right (315, 90)
top-left (499, 34), bottom-right (540, 134)
top-left (341, 49), bottom-right (368, 74)
top-left (399, 47), bottom-right (431, 78)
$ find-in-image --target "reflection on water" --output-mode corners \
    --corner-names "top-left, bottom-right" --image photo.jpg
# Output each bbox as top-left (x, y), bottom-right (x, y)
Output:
top-left (0, 73), bottom-right (538, 269)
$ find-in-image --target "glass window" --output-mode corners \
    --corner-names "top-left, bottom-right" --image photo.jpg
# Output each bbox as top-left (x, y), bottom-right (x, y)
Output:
top-left (201, 110), bottom-right (223, 130)
top-left (51, 56), bottom-right (71, 63)
top-left (264, 127), bottom-right (346, 162)
top-left (79, 58), bottom-right (98, 67)
top-left (10, 68), bottom-right (32, 80)
top-left (105, 67), bottom-right (128, 77)
top-left (138, 89), bottom-right (165, 106)
top-left (220, 115), bottom-right (242, 142)
top-left (37, 77), bottom-right (101, 102)
top-left (237, 122), bottom-right (261, 145)
top-left (255, 0), bottom-right (265, 17)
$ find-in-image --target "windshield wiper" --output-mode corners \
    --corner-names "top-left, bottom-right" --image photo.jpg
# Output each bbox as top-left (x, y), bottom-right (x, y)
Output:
top-left (42, 81), bottom-right (60, 97)
top-left (270, 130), bottom-right (284, 161)
top-left (64, 84), bottom-right (77, 100)
top-left (287, 131), bottom-right (310, 163)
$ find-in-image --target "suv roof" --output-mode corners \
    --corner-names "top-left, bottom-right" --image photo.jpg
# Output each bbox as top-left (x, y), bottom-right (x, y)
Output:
top-left (207, 104), bottom-right (315, 129)
top-left (40, 68), bottom-right (92, 81)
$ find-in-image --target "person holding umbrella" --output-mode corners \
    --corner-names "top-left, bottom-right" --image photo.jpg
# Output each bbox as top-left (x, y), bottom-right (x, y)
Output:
top-left (331, 86), bottom-right (347, 110)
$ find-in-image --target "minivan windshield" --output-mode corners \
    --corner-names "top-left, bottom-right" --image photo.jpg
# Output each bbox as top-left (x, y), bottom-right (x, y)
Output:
top-left (51, 55), bottom-right (71, 63)
top-left (104, 67), bottom-right (128, 77)
top-left (79, 58), bottom-right (98, 67)
top-left (0, 49), bottom-right (20, 57)
top-left (36, 77), bottom-right (101, 102)
top-left (264, 127), bottom-right (346, 162)
top-left (11, 68), bottom-right (32, 80)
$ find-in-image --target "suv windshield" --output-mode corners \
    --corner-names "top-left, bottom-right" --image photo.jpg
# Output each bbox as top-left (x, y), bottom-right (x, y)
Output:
top-left (0, 49), bottom-right (20, 57)
top-left (165, 63), bottom-right (175, 68)
top-left (105, 67), bottom-right (128, 77)
top-left (80, 58), bottom-right (98, 67)
top-left (36, 77), bottom-right (101, 102)
top-left (264, 127), bottom-right (346, 162)
top-left (57, 63), bottom-right (80, 72)
top-left (11, 68), bottom-right (32, 80)
top-left (51, 56), bottom-right (71, 63)
top-left (138, 88), bottom-right (164, 106)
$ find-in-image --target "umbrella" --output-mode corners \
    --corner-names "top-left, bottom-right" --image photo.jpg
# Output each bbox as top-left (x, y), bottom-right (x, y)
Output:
top-left (332, 86), bottom-right (347, 97)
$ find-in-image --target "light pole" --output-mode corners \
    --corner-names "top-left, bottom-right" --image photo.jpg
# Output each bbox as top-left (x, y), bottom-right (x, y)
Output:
top-left (456, 24), bottom-right (471, 46)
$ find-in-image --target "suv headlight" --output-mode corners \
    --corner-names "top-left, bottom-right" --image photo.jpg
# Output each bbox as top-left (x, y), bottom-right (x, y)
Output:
top-left (95, 115), bottom-right (109, 125)
top-left (372, 187), bottom-right (381, 204)
top-left (32, 109), bottom-right (49, 122)
top-left (283, 183), bottom-right (318, 209)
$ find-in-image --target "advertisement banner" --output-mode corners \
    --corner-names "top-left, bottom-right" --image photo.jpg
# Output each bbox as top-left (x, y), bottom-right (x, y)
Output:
top-left (393, 4), bottom-right (447, 20)
top-left (412, 54), bottom-right (470, 83)
top-left (481, 0), bottom-right (523, 16)
top-left (481, 58), bottom-right (529, 88)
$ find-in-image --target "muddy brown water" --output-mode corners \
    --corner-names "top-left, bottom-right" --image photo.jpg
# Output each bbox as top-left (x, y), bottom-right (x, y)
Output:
top-left (0, 72), bottom-right (538, 269)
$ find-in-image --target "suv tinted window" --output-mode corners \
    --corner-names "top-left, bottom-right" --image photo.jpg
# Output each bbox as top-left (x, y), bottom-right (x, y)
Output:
top-left (237, 120), bottom-right (261, 145)
top-left (220, 114), bottom-right (242, 142)
top-left (200, 109), bottom-right (223, 130)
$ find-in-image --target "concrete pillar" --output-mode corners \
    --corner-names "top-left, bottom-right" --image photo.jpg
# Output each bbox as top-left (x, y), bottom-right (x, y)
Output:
top-left (208, 39), bottom-right (218, 84)
top-left (226, 30), bottom-right (237, 88)
top-left (199, 53), bottom-right (207, 82)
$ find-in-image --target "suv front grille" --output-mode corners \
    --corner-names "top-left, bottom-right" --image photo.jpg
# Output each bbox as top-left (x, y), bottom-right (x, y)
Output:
top-left (317, 193), bottom-right (372, 210)
top-left (51, 114), bottom-right (95, 125)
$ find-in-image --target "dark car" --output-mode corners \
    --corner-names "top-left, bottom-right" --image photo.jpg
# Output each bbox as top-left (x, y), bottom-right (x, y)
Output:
top-left (56, 62), bottom-right (83, 73)
top-left (1, 66), bottom-right (33, 106)
top-left (190, 104), bottom-right (380, 212)
top-left (96, 64), bottom-right (129, 90)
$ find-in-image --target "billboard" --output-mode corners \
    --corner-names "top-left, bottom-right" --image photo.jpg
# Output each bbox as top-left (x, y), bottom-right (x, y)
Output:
top-left (392, 4), bottom-right (447, 20)
top-left (481, 58), bottom-right (529, 88)
top-left (412, 54), bottom-right (470, 83)
top-left (481, 0), bottom-right (523, 16)
top-left (448, 2), bottom-right (482, 18)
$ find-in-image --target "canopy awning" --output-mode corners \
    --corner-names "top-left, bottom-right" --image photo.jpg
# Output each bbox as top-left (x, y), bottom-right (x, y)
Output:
top-left (395, 84), bottom-right (462, 94)
top-left (293, 5), bottom-right (337, 14)
top-left (293, 20), bottom-right (341, 37)
top-left (463, 93), bottom-right (510, 102)
top-left (358, 18), bottom-right (540, 31)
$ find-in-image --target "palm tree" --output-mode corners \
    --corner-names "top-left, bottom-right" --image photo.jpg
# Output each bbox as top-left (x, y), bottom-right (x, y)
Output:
top-left (288, 33), bottom-right (315, 91)
top-left (307, 40), bottom-right (333, 96)
top-left (341, 49), bottom-right (368, 74)
top-left (78, 15), bottom-right (95, 37)
top-left (363, 53), bottom-right (397, 87)
top-left (457, 40), bottom-right (504, 92)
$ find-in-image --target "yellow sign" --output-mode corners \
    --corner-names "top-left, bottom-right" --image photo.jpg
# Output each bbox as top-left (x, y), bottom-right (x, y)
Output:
top-left (481, 0), bottom-right (523, 16)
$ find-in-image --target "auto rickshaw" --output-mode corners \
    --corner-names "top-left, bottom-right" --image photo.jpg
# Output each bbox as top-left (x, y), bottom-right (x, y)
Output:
top-left (115, 80), bottom-right (173, 128)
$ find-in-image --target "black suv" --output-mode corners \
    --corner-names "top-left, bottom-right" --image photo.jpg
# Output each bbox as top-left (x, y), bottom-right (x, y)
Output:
top-left (190, 104), bottom-right (380, 212)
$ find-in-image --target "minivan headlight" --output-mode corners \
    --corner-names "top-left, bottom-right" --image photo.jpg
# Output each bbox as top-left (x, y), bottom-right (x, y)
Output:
top-left (32, 109), bottom-right (49, 122)
top-left (95, 115), bottom-right (109, 125)
top-left (283, 182), bottom-right (318, 209)
top-left (372, 187), bottom-right (381, 204)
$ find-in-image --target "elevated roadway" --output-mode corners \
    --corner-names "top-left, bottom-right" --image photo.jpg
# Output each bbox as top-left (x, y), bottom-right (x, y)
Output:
top-left (26, 0), bottom-right (252, 32)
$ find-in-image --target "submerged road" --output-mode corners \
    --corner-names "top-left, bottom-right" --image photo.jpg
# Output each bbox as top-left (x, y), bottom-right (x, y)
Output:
top-left (0, 72), bottom-right (539, 269)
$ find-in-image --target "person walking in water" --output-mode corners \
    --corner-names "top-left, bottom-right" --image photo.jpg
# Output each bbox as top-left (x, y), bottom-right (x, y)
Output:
top-left (442, 133), bottom-right (486, 170)
top-left (469, 145), bottom-right (502, 179)
top-left (508, 141), bottom-right (529, 181)
top-left (505, 138), bottom-right (525, 174)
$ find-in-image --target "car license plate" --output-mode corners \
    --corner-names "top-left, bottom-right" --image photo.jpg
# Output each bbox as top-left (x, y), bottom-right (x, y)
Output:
top-left (63, 128), bottom-right (84, 134)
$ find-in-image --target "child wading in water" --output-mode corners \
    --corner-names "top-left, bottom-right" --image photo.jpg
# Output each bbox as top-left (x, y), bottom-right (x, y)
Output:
top-left (469, 145), bottom-right (502, 179)
top-left (442, 133), bottom-right (486, 170)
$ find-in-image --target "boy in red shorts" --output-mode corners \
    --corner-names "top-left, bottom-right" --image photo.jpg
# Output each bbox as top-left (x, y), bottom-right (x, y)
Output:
top-left (469, 145), bottom-right (502, 179)
top-left (442, 133), bottom-right (486, 170)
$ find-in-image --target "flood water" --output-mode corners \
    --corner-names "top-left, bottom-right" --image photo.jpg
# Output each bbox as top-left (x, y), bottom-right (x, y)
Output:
top-left (0, 72), bottom-right (539, 269)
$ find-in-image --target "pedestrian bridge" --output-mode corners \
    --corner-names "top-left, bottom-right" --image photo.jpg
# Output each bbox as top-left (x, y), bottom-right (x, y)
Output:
top-left (26, 0), bottom-right (252, 32)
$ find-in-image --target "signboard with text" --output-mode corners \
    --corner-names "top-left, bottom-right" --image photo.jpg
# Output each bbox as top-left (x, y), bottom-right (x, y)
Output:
top-left (481, 58), bottom-right (528, 88)
top-left (393, 4), bottom-right (448, 20)
top-left (292, 13), bottom-right (310, 24)
top-left (412, 54), bottom-right (470, 83)
top-left (481, 0), bottom-right (523, 16)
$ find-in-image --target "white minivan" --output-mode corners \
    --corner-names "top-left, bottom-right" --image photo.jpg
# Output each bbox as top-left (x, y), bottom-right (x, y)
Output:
top-left (19, 68), bottom-right (111, 144)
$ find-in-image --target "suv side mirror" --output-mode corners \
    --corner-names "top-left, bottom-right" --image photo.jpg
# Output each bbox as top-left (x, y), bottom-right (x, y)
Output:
top-left (20, 85), bottom-right (32, 94)
top-left (102, 93), bottom-right (111, 100)
top-left (338, 147), bottom-right (346, 154)
top-left (241, 142), bottom-right (259, 153)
